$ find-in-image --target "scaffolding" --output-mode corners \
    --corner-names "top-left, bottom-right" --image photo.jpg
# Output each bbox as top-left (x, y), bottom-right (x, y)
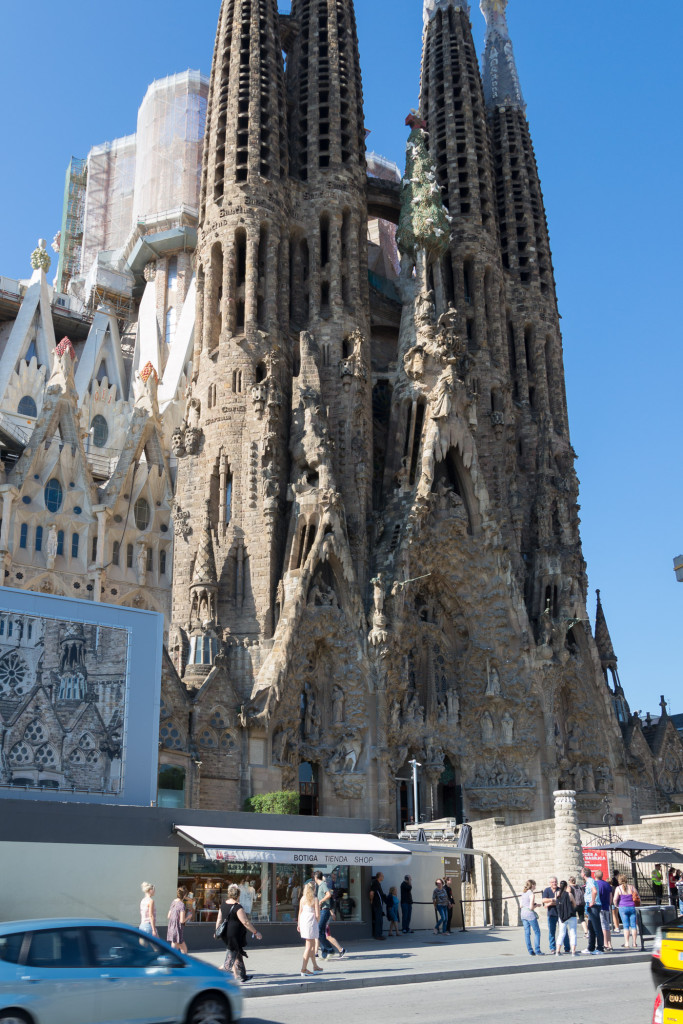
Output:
top-left (56, 157), bottom-right (87, 294)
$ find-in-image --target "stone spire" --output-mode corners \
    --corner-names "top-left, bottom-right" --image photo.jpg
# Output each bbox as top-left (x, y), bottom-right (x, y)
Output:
top-left (480, 0), bottom-right (525, 110)
top-left (191, 504), bottom-right (218, 589)
top-left (594, 588), bottom-right (617, 667)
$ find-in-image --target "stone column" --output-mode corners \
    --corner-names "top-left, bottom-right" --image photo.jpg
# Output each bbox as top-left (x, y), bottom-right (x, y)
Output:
top-left (553, 789), bottom-right (584, 881)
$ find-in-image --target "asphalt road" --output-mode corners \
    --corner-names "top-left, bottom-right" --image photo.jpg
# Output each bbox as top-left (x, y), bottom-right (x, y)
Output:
top-left (241, 961), bottom-right (655, 1024)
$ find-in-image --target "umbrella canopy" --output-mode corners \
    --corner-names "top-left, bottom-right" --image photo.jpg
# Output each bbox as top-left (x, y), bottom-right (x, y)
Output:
top-left (589, 840), bottom-right (674, 853)
top-left (637, 849), bottom-right (683, 864)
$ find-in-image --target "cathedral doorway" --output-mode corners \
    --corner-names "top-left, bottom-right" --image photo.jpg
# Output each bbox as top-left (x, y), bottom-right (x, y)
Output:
top-left (437, 757), bottom-right (463, 823)
top-left (298, 762), bottom-right (319, 816)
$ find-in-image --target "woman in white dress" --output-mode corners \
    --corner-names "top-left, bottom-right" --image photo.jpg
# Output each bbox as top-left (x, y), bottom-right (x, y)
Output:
top-left (297, 880), bottom-right (323, 976)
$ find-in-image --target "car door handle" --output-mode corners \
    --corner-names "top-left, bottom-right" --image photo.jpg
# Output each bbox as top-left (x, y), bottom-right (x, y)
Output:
top-left (100, 974), bottom-right (120, 981)
top-left (20, 977), bottom-right (39, 984)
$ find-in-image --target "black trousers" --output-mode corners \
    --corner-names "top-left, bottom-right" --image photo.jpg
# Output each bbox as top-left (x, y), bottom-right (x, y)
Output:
top-left (371, 904), bottom-right (384, 937)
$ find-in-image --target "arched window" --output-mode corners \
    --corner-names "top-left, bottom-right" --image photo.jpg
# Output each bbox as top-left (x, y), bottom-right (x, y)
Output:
top-left (159, 549), bottom-right (167, 575)
top-left (146, 546), bottom-right (153, 573)
top-left (57, 531), bottom-right (64, 556)
top-left (112, 540), bottom-right (120, 566)
top-left (35, 526), bottom-right (43, 552)
top-left (19, 523), bottom-right (28, 549)
top-left (17, 396), bottom-right (37, 417)
top-left (225, 474), bottom-right (233, 524)
top-left (71, 533), bottom-right (79, 558)
top-left (44, 478), bottom-right (63, 513)
top-left (126, 543), bottom-right (134, 568)
top-left (90, 415), bottom-right (108, 448)
top-left (133, 498), bottom-right (150, 531)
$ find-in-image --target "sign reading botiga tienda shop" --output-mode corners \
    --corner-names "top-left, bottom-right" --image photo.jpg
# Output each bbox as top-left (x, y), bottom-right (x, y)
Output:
top-left (174, 825), bottom-right (412, 866)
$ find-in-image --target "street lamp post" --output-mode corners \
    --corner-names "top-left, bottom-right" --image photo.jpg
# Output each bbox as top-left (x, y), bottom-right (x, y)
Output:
top-left (408, 758), bottom-right (421, 824)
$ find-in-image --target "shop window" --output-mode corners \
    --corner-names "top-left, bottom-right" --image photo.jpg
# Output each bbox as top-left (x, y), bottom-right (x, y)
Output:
top-left (157, 764), bottom-right (185, 808)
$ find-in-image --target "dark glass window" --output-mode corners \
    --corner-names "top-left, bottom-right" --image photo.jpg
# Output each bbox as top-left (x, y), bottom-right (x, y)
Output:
top-left (126, 543), bottom-right (133, 568)
top-left (57, 530), bottom-right (64, 556)
top-left (0, 931), bottom-right (25, 963)
top-left (44, 478), bottom-right (63, 513)
top-left (35, 525), bottom-right (43, 552)
top-left (134, 498), bottom-right (150, 531)
top-left (25, 928), bottom-right (87, 968)
top-left (112, 541), bottom-right (120, 566)
top-left (19, 523), bottom-right (28, 548)
top-left (91, 415), bottom-right (108, 449)
top-left (71, 533), bottom-right (79, 558)
top-left (17, 396), bottom-right (37, 417)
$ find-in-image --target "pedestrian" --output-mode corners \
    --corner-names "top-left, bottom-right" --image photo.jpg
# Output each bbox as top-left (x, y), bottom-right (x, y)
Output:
top-left (594, 869), bottom-right (613, 950)
top-left (216, 882), bottom-right (262, 983)
top-left (581, 867), bottom-right (605, 955)
top-left (651, 864), bottom-right (663, 905)
top-left (613, 873), bottom-right (639, 949)
top-left (542, 876), bottom-right (570, 953)
top-left (444, 876), bottom-right (454, 934)
top-left (139, 882), bottom-right (158, 937)
top-left (520, 879), bottom-right (543, 957)
top-left (555, 880), bottom-right (578, 956)
top-left (676, 872), bottom-right (683, 916)
top-left (610, 872), bottom-right (621, 934)
top-left (297, 880), bottom-right (324, 976)
top-left (369, 872), bottom-right (387, 940)
top-left (322, 904), bottom-right (347, 959)
top-left (669, 867), bottom-right (678, 906)
top-left (167, 887), bottom-right (189, 953)
top-left (400, 874), bottom-right (414, 933)
top-left (314, 871), bottom-right (335, 960)
top-left (386, 886), bottom-right (400, 936)
top-left (432, 878), bottom-right (449, 935)
top-left (568, 876), bottom-right (588, 938)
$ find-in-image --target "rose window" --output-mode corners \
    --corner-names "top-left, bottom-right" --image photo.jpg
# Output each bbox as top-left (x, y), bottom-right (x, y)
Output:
top-left (0, 652), bottom-right (29, 696)
top-left (9, 741), bottom-right (32, 765)
top-left (24, 720), bottom-right (47, 745)
top-left (34, 744), bottom-right (57, 766)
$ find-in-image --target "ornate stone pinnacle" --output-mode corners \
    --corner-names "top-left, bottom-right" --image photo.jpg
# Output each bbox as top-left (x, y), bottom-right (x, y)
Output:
top-left (480, 0), bottom-right (525, 110)
top-left (30, 238), bottom-right (51, 273)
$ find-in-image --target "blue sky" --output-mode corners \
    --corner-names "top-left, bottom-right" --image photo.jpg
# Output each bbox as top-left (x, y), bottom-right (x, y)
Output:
top-left (1, 1), bottom-right (681, 716)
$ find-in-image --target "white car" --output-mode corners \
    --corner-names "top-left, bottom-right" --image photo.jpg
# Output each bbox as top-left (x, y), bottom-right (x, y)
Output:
top-left (0, 919), bottom-right (242, 1024)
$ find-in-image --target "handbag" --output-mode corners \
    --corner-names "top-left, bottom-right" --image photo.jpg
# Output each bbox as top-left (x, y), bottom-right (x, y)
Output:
top-left (632, 889), bottom-right (641, 907)
top-left (215, 917), bottom-right (228, 941)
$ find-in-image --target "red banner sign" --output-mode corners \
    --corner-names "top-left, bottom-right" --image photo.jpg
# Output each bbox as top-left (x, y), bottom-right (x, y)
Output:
top-left (582, 848), bottom-right (610, 878)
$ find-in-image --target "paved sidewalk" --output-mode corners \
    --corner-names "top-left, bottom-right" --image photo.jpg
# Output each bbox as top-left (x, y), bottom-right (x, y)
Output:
top-left (194, 926), bottom-right (650, 998)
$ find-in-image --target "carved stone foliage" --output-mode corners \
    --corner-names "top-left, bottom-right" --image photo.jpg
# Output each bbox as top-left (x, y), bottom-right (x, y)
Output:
top-left (267, 602), bottom-right (367, 787)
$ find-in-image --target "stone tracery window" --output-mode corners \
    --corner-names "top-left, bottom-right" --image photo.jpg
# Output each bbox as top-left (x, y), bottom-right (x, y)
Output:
top-left (24, 719), bottom-right (47, 745)
top-left (34, 744), bottom-right (57, 767)
top-left (0, 652), bottom-right (30, 696)
top-left (160, 721), bottom-right (184, 750)
top-left (9, 741), bottom-right (32, 765)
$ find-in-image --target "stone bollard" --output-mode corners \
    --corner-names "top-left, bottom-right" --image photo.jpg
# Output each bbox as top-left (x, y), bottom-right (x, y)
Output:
top-left (553, 789), bottom-right (584, 882)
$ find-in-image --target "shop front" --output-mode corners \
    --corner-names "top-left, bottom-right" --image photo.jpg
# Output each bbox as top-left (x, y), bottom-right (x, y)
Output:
top-left (174, 824), bottom-right (412, 945)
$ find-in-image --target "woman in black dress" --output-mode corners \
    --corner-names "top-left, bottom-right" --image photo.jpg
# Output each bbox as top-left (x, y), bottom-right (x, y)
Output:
top-left (215, 883), bottom-right (262, 983)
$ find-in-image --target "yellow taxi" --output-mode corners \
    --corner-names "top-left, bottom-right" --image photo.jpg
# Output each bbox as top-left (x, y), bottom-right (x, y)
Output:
top-left (653, 923), bottom-right (683, 985)
top-left (652, 974), bottom-right (683, 1023)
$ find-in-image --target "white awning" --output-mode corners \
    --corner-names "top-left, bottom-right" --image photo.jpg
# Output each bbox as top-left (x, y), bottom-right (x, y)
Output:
top-left (174, 824), bottom-right (412, 867)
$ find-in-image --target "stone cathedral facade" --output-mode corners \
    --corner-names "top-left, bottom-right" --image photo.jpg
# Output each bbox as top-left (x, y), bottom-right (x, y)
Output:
top-left (165, 0), bottom-right (682, 826)
top-left (2, 0), bottom-right (682, 827)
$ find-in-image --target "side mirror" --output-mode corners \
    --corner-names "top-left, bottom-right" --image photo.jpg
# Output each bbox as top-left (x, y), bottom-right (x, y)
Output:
top-left (153, 955), bottom-right (180, 968)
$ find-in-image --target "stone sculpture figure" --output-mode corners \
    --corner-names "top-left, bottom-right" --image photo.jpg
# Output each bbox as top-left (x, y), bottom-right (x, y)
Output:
top-left (430, 366), bottom-right (458, 420)
top-left (446, 687), bottom-right (459, 725)
top-left (486, 664), bottom-right (502, 696)
top-left (481, 711), bottom-right (494, 744)
top-left (332, 685), bottom-right (345, 725)
top-left (46, 524), bottom-right (58, 568)
top-left (501, 711), bottom-right (514, 744)
top-left (390, 699), bottom-right (402, 731)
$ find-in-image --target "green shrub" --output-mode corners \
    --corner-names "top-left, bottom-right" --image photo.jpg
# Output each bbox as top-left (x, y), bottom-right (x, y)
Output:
top-left (243, 790), bottom-right (299, 815)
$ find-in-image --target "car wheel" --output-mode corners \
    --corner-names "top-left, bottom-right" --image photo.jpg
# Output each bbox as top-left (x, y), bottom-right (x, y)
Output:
top-left (186, 993), bottom-right (231, 1024)
top-left (0, 1013), bottom-right (32, 1024)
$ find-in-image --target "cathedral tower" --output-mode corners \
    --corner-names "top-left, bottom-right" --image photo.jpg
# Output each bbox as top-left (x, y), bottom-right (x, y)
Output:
top-left (173, 0), bottom-right (292, 671)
